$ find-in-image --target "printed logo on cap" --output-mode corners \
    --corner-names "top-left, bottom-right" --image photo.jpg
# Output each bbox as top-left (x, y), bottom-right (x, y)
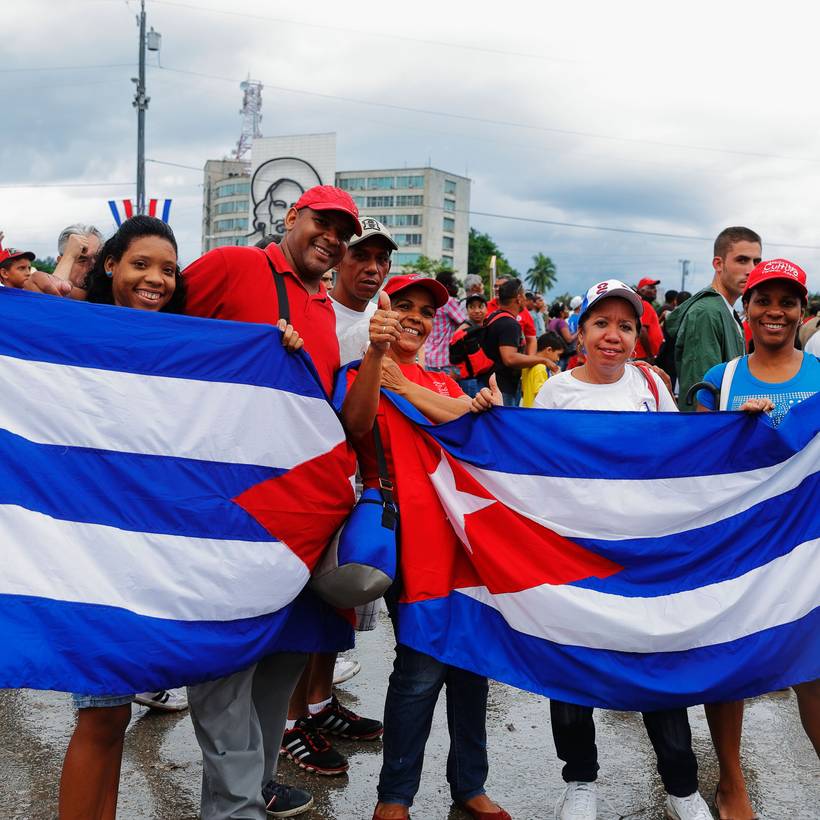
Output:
top-left (360, 218), bottom-right (380, 231)
top-left (762, 259), bottom-right (800, 278)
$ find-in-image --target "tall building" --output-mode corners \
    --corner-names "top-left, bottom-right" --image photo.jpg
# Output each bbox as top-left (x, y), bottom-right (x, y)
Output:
top-left (335, 167), bottom-right (470, 275)
top-left (201, 135), bottom-right (472, 277)
top-left (201, 159), bottom-right (250, 253)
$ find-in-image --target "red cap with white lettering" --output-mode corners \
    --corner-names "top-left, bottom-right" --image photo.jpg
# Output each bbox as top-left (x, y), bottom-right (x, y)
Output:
top-left (743, 258), bottom-right (807, 298)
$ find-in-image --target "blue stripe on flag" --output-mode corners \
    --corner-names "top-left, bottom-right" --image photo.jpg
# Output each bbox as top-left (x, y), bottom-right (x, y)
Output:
top-left (568, 474), bottom-right (819, 596)
top-left (380, 388), bottom-right (819, 479)
top-left (161, 198), bottom-right (172, 223)
top-left (0, 589), bottom-right (353, 694)
top-left (398, 594), bottom-right (820, 711)
top-left (0, 429), bottom-right (279, 539)
top-left (0, 288), bottom-right (326, 399)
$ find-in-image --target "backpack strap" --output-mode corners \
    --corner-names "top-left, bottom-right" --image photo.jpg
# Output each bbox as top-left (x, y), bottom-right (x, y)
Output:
top-left (372, 423), bottom-right (397, 530)
top-left (719, 356), bottom-right (742, 411)
top-left (631, 362), bottom-right (660, 410)
top-left (260, 248), bottom-right (291, 324)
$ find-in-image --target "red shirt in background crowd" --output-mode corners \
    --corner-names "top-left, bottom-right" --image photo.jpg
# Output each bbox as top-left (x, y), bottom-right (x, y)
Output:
top-left (347, 362), bottom-right (463, 487)
top-left (486, 297), bottom-right (536, 339)
top-left (183, 242), bottom-right (340, 395)
top-left (633, 299), bottom-right (664, 360)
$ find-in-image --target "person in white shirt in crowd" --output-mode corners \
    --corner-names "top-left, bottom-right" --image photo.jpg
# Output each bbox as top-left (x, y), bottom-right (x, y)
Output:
top-left (534, 280), bottom-right (710, 820)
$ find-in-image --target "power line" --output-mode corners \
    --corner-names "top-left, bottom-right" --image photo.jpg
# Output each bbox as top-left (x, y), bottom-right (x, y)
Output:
top-left (150, 0), bottom-right (576, 65)
top-left (154, 65), bottom-right (820, 166)
top-left (0, 181), bottom-right (134, 189)
top-left (0, 63), bottom-right (133, 73)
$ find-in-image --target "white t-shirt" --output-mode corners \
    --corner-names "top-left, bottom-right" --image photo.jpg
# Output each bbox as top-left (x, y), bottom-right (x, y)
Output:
top-left (533, 365), bottom-right (678, 412)
top-left (330, 295), bottom-right (377, 365)
top-left (804, 332), bottom-right (820, 357)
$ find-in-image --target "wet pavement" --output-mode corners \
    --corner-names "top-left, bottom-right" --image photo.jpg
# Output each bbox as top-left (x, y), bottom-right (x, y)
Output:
top-left (1, 615), bottom-right (817, 819)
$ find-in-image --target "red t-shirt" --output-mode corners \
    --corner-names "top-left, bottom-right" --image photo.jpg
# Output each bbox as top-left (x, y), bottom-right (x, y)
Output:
top-left (183, 243), bottom-right (340, 395)
top-left (634, 299), bottom-right (664, 360)
top-left (346, 362), bottom-right (464, 488)
top-left (486, 300), bottom-right (536, 338)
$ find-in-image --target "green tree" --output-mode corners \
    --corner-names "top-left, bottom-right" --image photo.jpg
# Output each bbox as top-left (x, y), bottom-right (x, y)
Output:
top-left (526, 252), bottom-right (557, 294)
top-left (34, 256), bottom-right (56, 273)
top-left (467, 228), bottom-right (518, 293)
top-left (407, 255), bottom-right (453, 276)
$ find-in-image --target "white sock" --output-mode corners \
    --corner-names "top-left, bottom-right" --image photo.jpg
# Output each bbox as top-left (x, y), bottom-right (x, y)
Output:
top-left (308, 697), bottom-right (332, 715)
top-left (285, 718), bottom-right (296, 730)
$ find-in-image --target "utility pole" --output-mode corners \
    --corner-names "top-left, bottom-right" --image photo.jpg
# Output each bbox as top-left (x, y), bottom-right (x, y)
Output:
top-left (678, 258), bottom-right (691, 292)
top-left (132, 1), bottom-right (161, 215)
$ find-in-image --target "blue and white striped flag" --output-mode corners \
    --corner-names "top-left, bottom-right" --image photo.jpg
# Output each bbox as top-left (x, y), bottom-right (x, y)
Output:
top-left (0, 287), bottom-right (355, 695)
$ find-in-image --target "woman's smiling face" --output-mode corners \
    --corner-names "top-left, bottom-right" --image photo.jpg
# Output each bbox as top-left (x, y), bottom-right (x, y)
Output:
top-left (389, 286), bottom-right (437, 359)
top-left (578, 296), bottom-right (639, 375)
top-left (744, 280), bottom-right (803, 351)
top-left (108, 236), bottom-right (178, 311)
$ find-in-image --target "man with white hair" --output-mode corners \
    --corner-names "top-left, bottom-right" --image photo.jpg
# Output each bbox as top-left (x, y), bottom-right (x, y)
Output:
top-left (462, 273), bottom-right (484, 300)
top-left (52, 224), bottom-right (104, 298)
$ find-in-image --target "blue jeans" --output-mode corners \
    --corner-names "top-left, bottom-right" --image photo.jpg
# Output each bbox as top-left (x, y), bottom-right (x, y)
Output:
top-left (377, 642), bottom-right (490, 807)
top-left (458, 375), bottom-right (489, 398)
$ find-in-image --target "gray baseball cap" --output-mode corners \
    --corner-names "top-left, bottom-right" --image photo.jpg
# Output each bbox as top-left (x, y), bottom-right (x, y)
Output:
top-left (348, 217), bottom-right (399, 251)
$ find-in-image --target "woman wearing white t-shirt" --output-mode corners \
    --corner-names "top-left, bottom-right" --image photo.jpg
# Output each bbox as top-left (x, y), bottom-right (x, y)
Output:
top-left (533, 280), bottom-right (710, 820)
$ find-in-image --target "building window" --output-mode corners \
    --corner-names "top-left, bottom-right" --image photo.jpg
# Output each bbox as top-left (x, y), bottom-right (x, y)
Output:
top-left (394, 252), bottom-right (421, 267)
top-left (442, 255), bottom-right (454, 267)
top-left (215, 181), bottom-right (250, 198)
top-left (214, 218), bottom-right (248, 232)
top-left (391, 213), bottom-right (421, 227)
top-left (366, 195), bottom-right (394, 208)
top-left (352, 196), bottom-right (366, 208)
top-left (394, 233), bottom-right (422, 246)
top-left (442, 236), bottom-right (455, 250)
top-left (444, 179), bottom-right (457, 195)
top-left (395, 175), bottom-right (424, 189)
top-left (367, 176), bottom-right (394, 190)
top-left (443, 198), bottom-right (456, 212)
top-left (443, 216), bottom-right (455, 232)
top-left (396, 194), bottom-right (423, 206)
top-left (339, 177), bottom-right (366, 191)
top-left (215, 200), bottom-right (248, 214)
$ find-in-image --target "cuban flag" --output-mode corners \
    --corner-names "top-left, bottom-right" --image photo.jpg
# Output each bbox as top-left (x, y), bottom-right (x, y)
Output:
top-left (107, 199), bottom-right (172, 226)
top-left (378, 391), bottom-right (819, 711)
top-left (0, 287), bottom-right (355, 695)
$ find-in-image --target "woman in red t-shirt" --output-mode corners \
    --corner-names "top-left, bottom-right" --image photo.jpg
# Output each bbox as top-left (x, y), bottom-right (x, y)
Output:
top-left (342, 275), bottom-right (507, 820)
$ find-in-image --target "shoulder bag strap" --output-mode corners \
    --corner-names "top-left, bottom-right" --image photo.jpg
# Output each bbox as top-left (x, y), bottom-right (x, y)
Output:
top-left (372, 423), bottom-right (397, 530)
top-left (719, 356), bottom-right (742, 411)
top-left (631, 362), bottom-right (660, 410)
top-left (260, 249), bottom-right (290, 324)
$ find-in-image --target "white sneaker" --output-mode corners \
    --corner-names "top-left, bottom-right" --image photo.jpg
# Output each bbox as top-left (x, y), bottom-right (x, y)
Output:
top-left (332, 658), bottom-right (361, 686)
top-left (665, 791), bottom-right (712, 820)
top-left (134, 689), bottom-right (188, 712)
top-left (555, 781), bottom-right (597, 819)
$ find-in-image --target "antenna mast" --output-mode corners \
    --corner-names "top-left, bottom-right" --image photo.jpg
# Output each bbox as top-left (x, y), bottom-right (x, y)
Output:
top-left (233, 77), bottom-right (263, 161)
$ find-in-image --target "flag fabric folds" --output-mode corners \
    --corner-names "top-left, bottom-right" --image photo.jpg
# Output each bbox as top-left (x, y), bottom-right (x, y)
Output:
top-left (0, 288), bottom-right (355, 695)
top-left (380, 390), bottom-right (819, 712)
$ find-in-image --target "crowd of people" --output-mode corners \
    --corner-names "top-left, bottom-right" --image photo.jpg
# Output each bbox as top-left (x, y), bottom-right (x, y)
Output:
top-left (2, 196), bottom-right (818, 820)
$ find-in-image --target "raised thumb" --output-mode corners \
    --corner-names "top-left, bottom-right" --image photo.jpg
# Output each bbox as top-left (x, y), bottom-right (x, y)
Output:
top-left (378, 289), bottom-right (391, 311)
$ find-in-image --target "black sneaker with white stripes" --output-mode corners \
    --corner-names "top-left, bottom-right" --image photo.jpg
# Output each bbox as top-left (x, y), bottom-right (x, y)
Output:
top-left (280, 718), bottom-right (349, 776)
top-left (262, 779), bottom-right (314, 817)
top-left (307, 694), bottom-right (383, 741)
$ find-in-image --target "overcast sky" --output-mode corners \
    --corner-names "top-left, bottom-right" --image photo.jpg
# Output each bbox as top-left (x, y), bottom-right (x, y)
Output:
top-left (3, 0), bottom-right (820, 297)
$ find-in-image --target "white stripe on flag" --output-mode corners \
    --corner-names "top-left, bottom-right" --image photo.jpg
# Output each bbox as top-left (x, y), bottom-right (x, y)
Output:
top-left (460, 433), bottom-right (819, 540)
top-left (0, 504), bottom-right (309, 621)
top-left (456, 537), bottom-right (820, 653)
top-left (0, 354), bottom-right (343, 469)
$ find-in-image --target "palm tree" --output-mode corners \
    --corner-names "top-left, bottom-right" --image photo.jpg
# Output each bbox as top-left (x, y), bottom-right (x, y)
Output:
top-left (526, 253), bottom-right (557, 294)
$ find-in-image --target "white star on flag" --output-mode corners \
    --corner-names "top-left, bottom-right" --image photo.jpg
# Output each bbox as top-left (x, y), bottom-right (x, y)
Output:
top-left (428, 450), bottom-right (495, 553)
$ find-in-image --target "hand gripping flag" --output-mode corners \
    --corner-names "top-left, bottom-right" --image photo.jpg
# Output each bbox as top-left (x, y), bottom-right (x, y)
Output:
top-left (0, 287), bottom-right (355, 695)
top-left (377, 391), bottom-right (819, 711)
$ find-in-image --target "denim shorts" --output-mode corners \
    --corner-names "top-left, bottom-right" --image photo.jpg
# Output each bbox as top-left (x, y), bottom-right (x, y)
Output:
top-left (71, 693), bottom-right (134, 709)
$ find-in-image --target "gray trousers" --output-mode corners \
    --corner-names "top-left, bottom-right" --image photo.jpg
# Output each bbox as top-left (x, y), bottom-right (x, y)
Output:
top-left (187, 652), bottom-right (308, 820)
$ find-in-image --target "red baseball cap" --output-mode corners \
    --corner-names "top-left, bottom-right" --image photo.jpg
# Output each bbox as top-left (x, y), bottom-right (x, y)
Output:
top-left (744, 258), bottom-right (807, 298)
top-left (383, 274), bottom-right (449, 309)
top-left (293, 185), bottom-right (362, 235)
top-left (637, 277), bottom-right (660, 289)
top-left (0, 247), bottom-right (35, 266)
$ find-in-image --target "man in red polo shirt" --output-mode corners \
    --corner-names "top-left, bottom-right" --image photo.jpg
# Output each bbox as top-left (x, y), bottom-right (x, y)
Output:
top-left (183, 186), bottom-right (362, 820)
top-left (633, 277), bottom-right (664, 363)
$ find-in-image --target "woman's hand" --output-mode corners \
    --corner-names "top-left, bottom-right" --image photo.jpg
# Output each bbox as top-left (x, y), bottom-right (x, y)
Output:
top-left (379, 356), bottom-right (411, 394)
top-left (277, 319), bottom-right (304, 353)
top-left (470, 374), bottom-right (503, 413)
top-left (369, 291), bottom-right (403, 354)
top-left (738, 397), bottom-right (774, 414)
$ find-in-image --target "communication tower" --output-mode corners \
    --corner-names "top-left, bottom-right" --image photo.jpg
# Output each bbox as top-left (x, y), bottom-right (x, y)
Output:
top-left (233, 78), bottom-right (263, 161)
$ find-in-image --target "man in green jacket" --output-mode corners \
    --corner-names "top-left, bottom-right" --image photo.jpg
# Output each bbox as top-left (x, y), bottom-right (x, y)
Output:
top-left (665, 226), bottom-right (762, 410)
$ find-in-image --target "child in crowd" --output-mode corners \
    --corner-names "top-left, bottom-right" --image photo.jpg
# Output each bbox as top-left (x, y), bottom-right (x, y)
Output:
top-left (520, 331), bottom-right (565, 407)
